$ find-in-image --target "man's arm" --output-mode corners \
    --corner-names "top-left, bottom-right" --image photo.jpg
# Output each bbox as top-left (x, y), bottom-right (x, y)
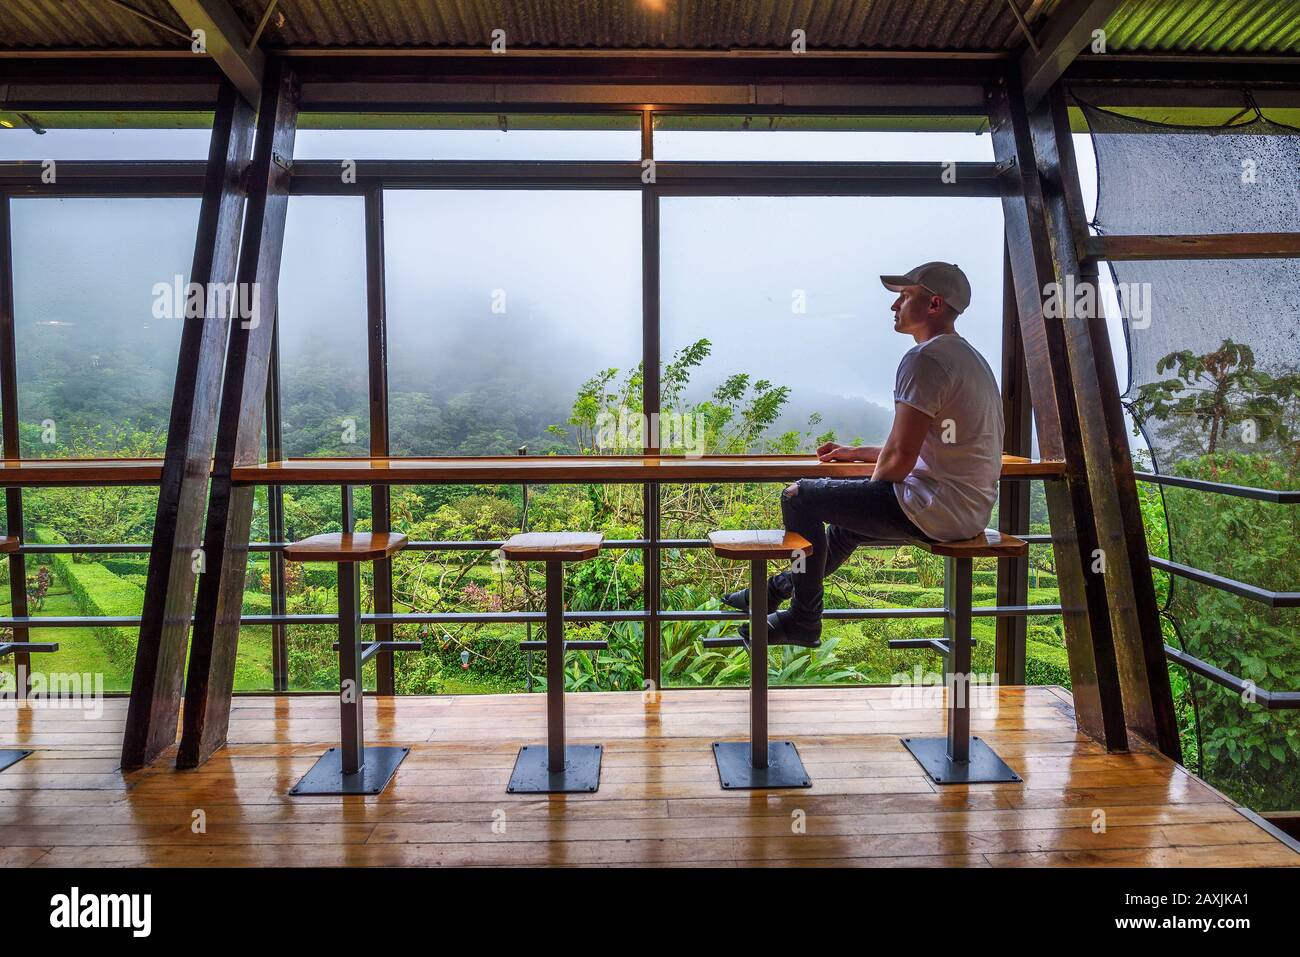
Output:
top-left (869, 402), bottom-right (932, 482)
top-left (813, 401), bottom-right (930, 478)
top-left (816, 441), bottom-right (880, 462)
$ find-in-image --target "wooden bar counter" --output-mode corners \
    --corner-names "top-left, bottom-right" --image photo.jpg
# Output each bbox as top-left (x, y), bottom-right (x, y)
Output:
top-left (0, 457), bottom-right (164, 487)
top-left (232, 453), bottom-right (1064, 486)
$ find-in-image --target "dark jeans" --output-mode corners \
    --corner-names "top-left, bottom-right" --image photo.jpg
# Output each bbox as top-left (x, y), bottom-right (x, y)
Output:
top-left (770, 478), bottom-right (929, 624)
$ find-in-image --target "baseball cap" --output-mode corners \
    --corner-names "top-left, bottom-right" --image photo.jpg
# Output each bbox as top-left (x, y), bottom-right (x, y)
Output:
top-left (880, 261), bottom-right (972, 315)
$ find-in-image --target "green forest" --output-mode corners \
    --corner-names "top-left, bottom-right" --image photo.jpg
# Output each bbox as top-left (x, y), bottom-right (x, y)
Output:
top-left (2, 330), bottom-right (1296, 812)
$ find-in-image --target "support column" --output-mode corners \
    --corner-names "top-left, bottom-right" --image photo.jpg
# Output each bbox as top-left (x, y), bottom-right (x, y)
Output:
top-left (995, 242), bottom-right (1032, 685)
top-left (1028, 84), bottom-right (1180, 758)
top-left (365, 188), bottom-right (396, 695)
top-left (177, 60), bottom-right (300, 769)
top-left (121, 80), bottom-right (256, 769)
top-left (988, 73), bottom-right (1129, 752)
top-left (0, 198), bottom-right (30, 698)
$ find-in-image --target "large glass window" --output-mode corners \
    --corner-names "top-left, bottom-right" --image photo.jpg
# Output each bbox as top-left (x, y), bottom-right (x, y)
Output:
top-left (278, 196), bottom-right (370, 457)
top-left (0, 118), bottom-right (212, 160)
top-left (660, 195), bottom-right (1004, 455)
top-left (654, 116), bottom-right (994, 162)
top-left (10, 197), bottom-right (199, 457)
top-left (295, 114), bottom-right (641, 161)
top-left (383, 189), bottom-right (642, 456)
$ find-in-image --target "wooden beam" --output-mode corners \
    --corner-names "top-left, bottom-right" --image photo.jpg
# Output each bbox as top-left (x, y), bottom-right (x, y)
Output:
top-left (165, 0), bottom-right (264, 106)
top-left (1020, 0), bottom-right (1123, 107)
top-left (1032, 83), bottom-right (1182, 759)
top-left (364, 188), bottom-right (396, 695)
top-left (0, 200), bottom-right (31, 697)
top-left (120, 81), bottom-right (255, 770)
top-left (988, 74), bottom-right (1129, 752)
top-left (1086, 233), bottom-right (1300, 261)
top-left (994, 242), bottom-right (1032, 686)
top-left (178, 60), bottom-right (299, 769)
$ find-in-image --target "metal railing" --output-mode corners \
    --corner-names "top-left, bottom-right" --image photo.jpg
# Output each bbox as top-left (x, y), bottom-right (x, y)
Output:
top-left (1136, 471), bottom-right (1300, 710)
top-left (0, 481), bottom-right (1065, 693)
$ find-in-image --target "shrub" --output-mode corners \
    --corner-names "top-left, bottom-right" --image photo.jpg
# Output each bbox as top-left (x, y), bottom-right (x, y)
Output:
top-left (32, 526), bottom-right (144, 670)
top-left (1025, 640), bottom-right (1071, 687)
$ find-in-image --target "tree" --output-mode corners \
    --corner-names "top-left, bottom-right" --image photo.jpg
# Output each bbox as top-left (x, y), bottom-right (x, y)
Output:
top-left (1131, 339), bottom-right (1300, 460)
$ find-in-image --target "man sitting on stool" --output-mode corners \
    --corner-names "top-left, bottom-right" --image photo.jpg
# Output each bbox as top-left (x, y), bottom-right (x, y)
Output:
top-left (724, 261), bottom-right (1005, 648)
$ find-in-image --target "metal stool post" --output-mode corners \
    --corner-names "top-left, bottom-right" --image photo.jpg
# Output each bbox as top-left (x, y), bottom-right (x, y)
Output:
top-left (544, 558), bottom-right (566, 772)
top-left (894, 533), bottom-right (1023, 785)
top-left (286, 500), bottom-right (419, 796)
top-left (337, 557), bottom-right (365, 776)
top-left (504, 532), bottom-right (605, 794)
top-left (706, 530), bottom-right (812, 790)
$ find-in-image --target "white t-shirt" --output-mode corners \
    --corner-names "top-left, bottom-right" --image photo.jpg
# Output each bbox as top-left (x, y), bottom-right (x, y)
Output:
top-left (891, 333), bottom-right (1004, 542)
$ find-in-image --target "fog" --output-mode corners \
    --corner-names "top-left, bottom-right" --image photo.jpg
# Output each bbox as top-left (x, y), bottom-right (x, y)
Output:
top-left (1, 124), bottom-right (1130, 456)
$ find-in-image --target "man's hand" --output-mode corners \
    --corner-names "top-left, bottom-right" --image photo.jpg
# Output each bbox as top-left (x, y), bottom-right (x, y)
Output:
top-left (816, 443), bottom-right (879, 463)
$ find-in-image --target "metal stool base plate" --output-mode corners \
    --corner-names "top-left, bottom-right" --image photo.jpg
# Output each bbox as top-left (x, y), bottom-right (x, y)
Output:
top-left (0, 750), bottom-right (33, 773)
top-left (508, 744), bottom-right (603, 793)
top-left (712, 740), bottom-right (812, 790)
top-left (901, 736), bottom-right (1021, 785)
top-left (289, 746), bottom-right (410, 796)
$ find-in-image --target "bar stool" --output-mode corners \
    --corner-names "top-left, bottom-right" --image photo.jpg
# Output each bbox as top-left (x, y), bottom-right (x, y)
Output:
top-left (888, 528), bottom-right (1027, 785)
top-left (284, 517), bottom-right (420, 796)
top-left (702, 529), bottom-right (813, 790)
top-left (501, 532), bottom-right (606, 794)
top-left (0, 535), bottom-right (61, 774)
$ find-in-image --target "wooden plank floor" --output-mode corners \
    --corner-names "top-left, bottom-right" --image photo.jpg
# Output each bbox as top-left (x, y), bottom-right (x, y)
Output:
top-left (1, 686), bottom-right (1295, 867)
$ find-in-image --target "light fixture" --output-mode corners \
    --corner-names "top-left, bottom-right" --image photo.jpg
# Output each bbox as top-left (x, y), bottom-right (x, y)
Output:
top-left (460, 649), bottom-right (470, 670)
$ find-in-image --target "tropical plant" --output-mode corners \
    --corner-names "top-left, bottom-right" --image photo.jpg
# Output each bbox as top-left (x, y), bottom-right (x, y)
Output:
top-left (1131, 339), bottom-right (1300, 459)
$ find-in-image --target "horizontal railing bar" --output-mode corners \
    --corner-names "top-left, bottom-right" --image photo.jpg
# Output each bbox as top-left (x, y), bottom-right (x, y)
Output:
top-left (399, 538), bottom-right (648, 551)
top-left (1165, 644), bottom-right (1300, 710)
top-left (1148, 556), bottom-right (1299, 607)
top-left (1134, 471), bottom-right (1300, 504)
top-left (20, 543), bottom-right (153, 554)
top-left (16, 535), bottom-right (1056, 556)
top-left (973, 604), bottom-right (1064, 617)
top-left (0, 605), bottom-right (1064, 630)
top-left (0, 160), bottom-right (1004, 197)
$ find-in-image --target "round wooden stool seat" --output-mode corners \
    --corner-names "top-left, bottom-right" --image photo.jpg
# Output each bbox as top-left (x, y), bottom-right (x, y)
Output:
top-left (500, 532), bottom-right (603, 562)
top-left (707, 529), bottom-right (812, 562)
top-left (283, 532), bottom-right (408, 564)
top-left (918, 529), bottom-right (1027, 559)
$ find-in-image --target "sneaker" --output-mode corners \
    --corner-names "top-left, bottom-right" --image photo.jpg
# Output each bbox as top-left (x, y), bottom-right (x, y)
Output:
top-left (738, 610), bottom-right (822, 650)
top-left (721, 580), bottom-right (790, 615)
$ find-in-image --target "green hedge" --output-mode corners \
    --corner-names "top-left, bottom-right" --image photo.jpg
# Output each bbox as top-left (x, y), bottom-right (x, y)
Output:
top-left (861, 567), bottom-right (1054, 588)
top-left (1026, 639), bottom-right (1071, 687)
top-left (32, 526), bottom-right (144, 671)
top-left (100, 557), bottom-right (150, 578)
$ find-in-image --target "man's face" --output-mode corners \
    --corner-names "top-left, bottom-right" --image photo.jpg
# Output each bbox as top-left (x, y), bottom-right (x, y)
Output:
top-left (890, 284), bottom-right (940, 335)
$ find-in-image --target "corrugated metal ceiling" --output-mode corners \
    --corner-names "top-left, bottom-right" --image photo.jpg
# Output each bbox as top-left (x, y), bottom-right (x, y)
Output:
top-left (0, 0), bottom-right (1296, 55)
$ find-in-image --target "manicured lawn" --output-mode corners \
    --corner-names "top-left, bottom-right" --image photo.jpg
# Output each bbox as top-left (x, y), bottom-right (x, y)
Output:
top-left (3, 578), bottom-right (275, 692)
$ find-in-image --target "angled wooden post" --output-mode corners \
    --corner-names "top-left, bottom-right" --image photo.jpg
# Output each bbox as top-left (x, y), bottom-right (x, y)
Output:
top-left (178, 59), bottom-right (300, 769)
top-left (121, 80), bottom-right (255, 770)
top-left (1027, 84), bottom-right (1181, 759)
top-left (994, 243), bottom-right (1032, 686)
top-left (988, 73), bottom-right (1130, 752)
